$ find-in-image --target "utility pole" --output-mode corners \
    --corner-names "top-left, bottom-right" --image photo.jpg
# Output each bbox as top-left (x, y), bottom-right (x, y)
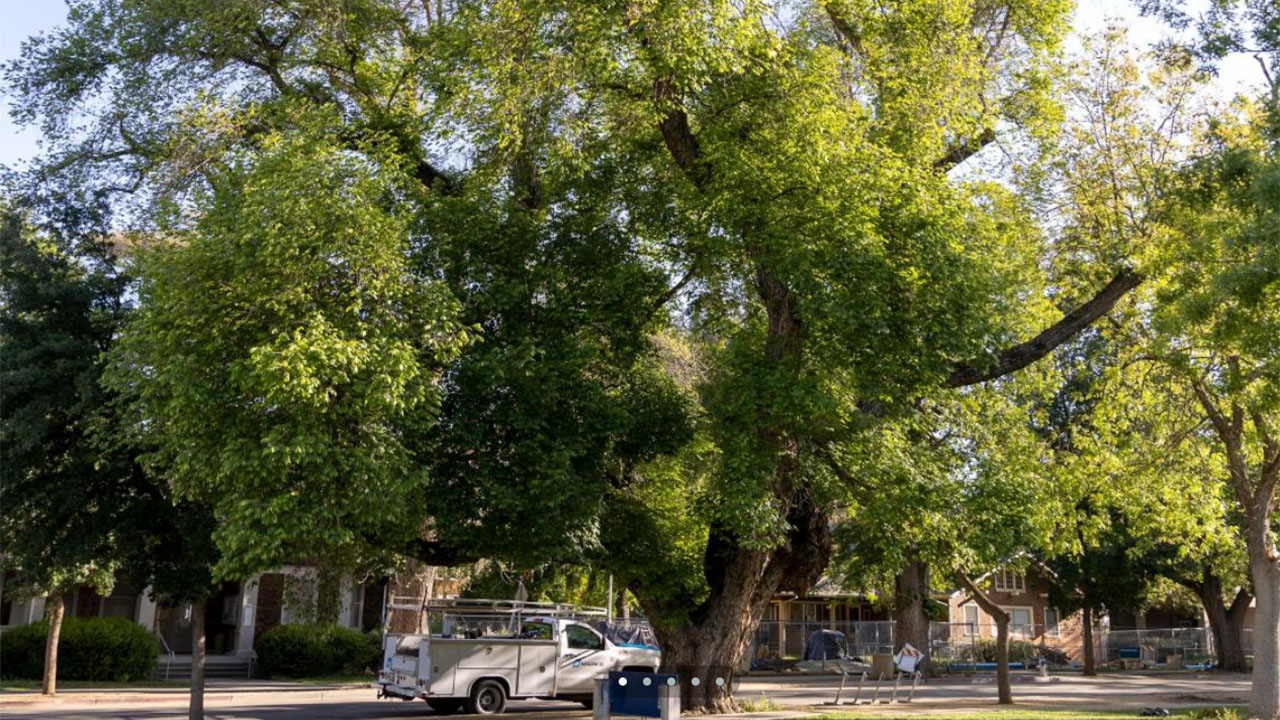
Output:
top-left (607, 575), bottom-right (614, 622)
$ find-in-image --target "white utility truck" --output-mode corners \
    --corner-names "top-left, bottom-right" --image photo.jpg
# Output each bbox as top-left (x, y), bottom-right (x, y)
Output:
top-left (376, 599), bottom-right (661, 714)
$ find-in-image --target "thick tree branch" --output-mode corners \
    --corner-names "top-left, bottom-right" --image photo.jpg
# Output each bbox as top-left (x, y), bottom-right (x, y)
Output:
top-left (654, 80), bottom-right (709, 189)
top-left (1170, 571), bottom-right (1205, 596)
top-left (1189, 377), bottom-right (1255, 509)
top-left (946, 269), bottom-right (1143, 387)
top-left (1251, 406), bottom-right (1280, 520)
top-left (935, 128), bottom-right (997, 171)
top-left (652, 259), bottom-right (700, 314)
top-left (814, 443), bottom-right (869, 492)
top-left (824, 5), bottom-right (866, 56)
top-left (223, 46), bottom-right (456, 195)
top-left (1228, 585), bottom-right (1253, 618)
top-left (957, 572), bottom-right (1010, 622)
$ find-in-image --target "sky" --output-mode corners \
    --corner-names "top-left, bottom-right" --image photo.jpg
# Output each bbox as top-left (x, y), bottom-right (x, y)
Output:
top-left (0, 0), bottom-right (1268, 171)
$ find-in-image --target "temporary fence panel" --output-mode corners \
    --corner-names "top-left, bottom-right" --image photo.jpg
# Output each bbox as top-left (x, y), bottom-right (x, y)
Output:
top-left (1101, 628), bottom-right (1213, 664)
top-left (750, 620), bottom-right (1233, 670)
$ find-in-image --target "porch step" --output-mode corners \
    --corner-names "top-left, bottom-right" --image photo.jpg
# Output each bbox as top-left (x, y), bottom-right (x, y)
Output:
top-left (155, 656), bottom-right (253, 681)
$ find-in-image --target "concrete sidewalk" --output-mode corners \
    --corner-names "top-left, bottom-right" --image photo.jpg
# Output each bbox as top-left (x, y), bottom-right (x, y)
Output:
top-left (0, 679), bottom-right (374, 708)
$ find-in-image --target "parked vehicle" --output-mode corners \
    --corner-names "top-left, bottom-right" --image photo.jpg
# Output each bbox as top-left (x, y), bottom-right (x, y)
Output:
top-left (376, 599), bottom-right (660, 714)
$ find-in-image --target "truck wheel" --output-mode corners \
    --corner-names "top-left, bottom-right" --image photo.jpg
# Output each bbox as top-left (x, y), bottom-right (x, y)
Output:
top-left (426, 699), bottom-right (463, 714)
top-left (469, 680), bottom-right (507, 715)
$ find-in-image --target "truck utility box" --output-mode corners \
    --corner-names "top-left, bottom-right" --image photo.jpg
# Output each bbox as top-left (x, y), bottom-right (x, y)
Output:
top-left (376, 598), bottom-right (660, 714)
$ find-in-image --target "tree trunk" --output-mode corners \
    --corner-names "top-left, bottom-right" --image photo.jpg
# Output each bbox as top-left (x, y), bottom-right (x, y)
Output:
top-left (1247, 552), bottom-right (1279, 719)
top-left (957, 574), bottom-right (1012, 705)
top-left (1081, 603), bottom-right (1097, 676)
top-left (642, 488), bottom-right (831, 713)
top-left (1194, 570), bottom-right (1250, 673)
top-left (646, 536), bottom-right (777, 714)
top-left (652, 610), bottom-right (758, 714)
top-left (190, 597), bottom-right (207, 720)
top-left (994, 613), bottom-right (1012, 705)
top-left (41, 591), bottom-right (65, 696)
top-left (638, 256), bottom-right (827, 714)
top-left (893, 560), bottom-right (931, 670)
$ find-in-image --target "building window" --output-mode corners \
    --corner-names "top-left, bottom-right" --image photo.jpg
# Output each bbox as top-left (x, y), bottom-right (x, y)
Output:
top-left (1008, 607), bottom-right (1032, 638)
top-left (349, 583), bottom-right (364, 629)
top-left (994, 569), bottom-right (1025, 593)
top-left (1044, 607), bottom-right (1060, 637)
top-left (962, 604), bottom-right (979, 636)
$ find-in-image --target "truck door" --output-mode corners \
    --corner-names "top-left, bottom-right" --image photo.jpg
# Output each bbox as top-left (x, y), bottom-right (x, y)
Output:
top-left (557, 623), bottom-right (608, 694)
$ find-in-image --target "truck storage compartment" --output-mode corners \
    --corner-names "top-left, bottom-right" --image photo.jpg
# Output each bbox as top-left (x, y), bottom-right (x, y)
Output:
top-left (457, 641), bottom-right (522, 669)
top-left (516, 644), bottom-right (558, 696)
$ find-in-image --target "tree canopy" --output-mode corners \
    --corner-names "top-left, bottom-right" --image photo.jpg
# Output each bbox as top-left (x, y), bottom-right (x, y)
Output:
top-left (10, 0), bottom-right (1277, 714)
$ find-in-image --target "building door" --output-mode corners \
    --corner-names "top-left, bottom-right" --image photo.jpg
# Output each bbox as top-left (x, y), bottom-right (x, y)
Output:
top-left (206, 581), bottom-right (241, 654)
top-left (156, 582), bottom-right (242, 655)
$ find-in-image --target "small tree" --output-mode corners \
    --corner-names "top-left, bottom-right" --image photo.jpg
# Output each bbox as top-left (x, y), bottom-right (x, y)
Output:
top-left (1045, 511), bottom-right (1156, 675)
top-left (128, 502), bottom-right (220, 720)
top-left (0, 202), bottom-right (134, 695)
top-left (108, 127), bottom-right (472, 581)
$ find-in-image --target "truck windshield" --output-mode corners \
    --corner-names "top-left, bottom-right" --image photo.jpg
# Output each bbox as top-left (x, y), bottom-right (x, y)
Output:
top-left (518, 621), bottom-right (553, 640)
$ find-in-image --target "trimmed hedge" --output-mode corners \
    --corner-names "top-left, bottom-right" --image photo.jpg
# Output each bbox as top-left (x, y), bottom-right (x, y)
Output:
top-left (255, 624), bottom-right (381, 678)
top-left (0, 617), bottom-right (159, 681)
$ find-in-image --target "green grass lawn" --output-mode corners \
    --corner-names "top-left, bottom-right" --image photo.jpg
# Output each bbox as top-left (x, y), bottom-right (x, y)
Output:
top-left (813, 707), bottom-right (1246, 720)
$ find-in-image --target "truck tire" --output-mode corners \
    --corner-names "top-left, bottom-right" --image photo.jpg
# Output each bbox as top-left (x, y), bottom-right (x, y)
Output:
top-left (426, 699), bottom-right (463, 714)
top-left (469, 679), bottom-right (507, 715)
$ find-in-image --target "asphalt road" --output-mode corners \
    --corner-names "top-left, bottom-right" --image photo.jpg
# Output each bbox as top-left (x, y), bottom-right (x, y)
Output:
top-left (0, 672), bottom-right (1255, 719)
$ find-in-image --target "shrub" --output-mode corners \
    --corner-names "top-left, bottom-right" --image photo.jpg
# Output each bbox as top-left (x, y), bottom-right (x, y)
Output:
top-left (255, 623), bottom-right (382, 678)
top-left (0, 623), bottom-right (46, 679)
top-left (739, 692), bottom-right (781, 712)
top-left (0, 617), bottom-right (159, 681)
top-left (1186, 708), bottom-right (1244, 720)
top-left (970, 638), bottom-right (1036, 665)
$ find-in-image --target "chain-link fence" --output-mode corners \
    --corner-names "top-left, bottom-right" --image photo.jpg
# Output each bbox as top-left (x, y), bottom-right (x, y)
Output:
top-left (1102, 627), bottom-right (1213, 665)
top-left (928, 621), bottom-right (1093, 666)
top-left (748, 619), bottom-right (1250, 671)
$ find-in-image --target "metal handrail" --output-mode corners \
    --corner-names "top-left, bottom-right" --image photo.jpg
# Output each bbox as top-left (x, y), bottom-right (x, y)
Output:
top-left (154, 630), bottom-right (176, 680)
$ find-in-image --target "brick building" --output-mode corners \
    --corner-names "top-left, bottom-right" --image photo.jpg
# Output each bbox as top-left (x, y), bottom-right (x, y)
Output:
top-left (946, 565), bottom-right (1090, 660)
